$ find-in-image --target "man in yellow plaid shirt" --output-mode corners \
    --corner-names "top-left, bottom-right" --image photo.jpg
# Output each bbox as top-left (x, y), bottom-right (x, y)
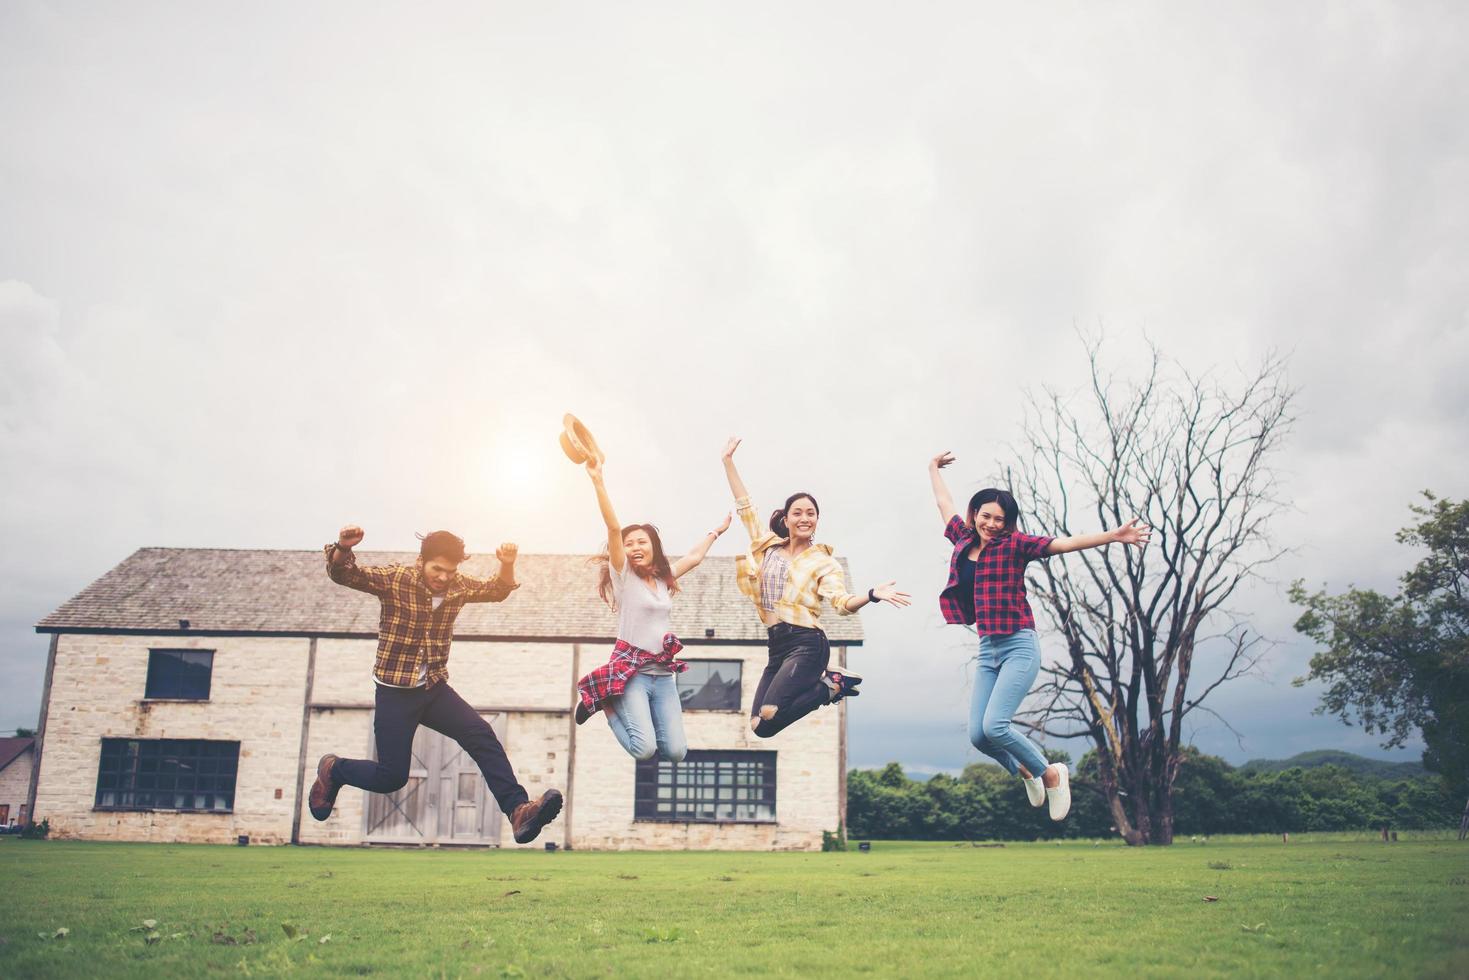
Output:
top-left (307, 525), bottom-right (562, 844)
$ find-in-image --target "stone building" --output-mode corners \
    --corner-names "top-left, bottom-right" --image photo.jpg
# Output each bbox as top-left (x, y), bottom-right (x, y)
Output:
top-left (29, 548), bottom-right (861, 849)
top-left (0, 737), bottom-right (35, 827)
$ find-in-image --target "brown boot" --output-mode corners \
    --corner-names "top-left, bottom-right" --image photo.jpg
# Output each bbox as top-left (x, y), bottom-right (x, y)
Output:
top-left (308, 754), bottom-right (341, 822)
top-left (510, 789), bottom-right (564, 844)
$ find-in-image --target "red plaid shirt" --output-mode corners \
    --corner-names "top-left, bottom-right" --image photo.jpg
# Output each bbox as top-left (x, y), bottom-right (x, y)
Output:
top-left (938, 516), bottom-right (1053, 635)
top-left (577, 634), bottom-right (688, 714)
top-left (325, 545), bottom-right (518, 688)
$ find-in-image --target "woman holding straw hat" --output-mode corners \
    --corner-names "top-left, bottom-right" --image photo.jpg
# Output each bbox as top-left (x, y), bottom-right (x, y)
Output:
top-left (567, 417), bottom-right (731, 761)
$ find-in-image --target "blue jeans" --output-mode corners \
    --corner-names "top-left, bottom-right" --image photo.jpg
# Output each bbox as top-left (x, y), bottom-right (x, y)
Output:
top-left (605, 672), bottom-right (688, 762)
top-left (967, 629), bottom-right (1050, 777)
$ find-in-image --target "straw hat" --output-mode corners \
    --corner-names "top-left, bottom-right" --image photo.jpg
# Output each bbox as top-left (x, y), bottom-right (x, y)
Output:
top-left (559, 413), bottom-right (605, 465)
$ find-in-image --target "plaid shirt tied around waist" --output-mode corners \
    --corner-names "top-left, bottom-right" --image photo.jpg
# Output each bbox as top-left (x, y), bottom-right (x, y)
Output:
top-left (938, 516), bottom-right (1053, 635)
top-left (577, 634), bottom-right (688, 713)
top-left (733, 496), bottom-right (855, 629)
top-left (324, 544), bottom-right (518, 688)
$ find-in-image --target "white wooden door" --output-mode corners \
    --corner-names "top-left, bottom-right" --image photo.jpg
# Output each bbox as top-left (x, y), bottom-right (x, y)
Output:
top-left (363, 713), bottom-right (505, 846)
top-left (434, 713), bottom-right (505, 845)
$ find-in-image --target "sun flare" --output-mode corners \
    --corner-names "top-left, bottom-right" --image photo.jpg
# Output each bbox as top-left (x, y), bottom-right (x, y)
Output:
top-left (483, 437), bottom-right (550, 498)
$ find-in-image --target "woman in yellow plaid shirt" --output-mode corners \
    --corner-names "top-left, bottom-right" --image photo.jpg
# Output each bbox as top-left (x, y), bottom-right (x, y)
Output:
top-left (722, 437), bottom-right (911, 736)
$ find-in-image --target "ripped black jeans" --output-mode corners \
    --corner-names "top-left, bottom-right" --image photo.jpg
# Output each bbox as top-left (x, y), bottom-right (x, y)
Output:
top-left (750, 623), bottom-right (832, 738)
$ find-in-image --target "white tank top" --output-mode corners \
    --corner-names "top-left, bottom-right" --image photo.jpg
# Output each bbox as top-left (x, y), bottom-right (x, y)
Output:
top-left (610, 562), bottom-right (674, 675)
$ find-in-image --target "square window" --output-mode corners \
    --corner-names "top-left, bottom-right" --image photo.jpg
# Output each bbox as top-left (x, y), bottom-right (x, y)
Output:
top-left (676, 661), bottom-right (743, 710)
top-left (634, 751), bottom-right (776, 823)
top-left (145, 649), bottom-right (214, 700)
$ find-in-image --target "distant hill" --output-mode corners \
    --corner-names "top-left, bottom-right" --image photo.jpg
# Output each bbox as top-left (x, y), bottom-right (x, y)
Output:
top-left (1237, 750), bottom-right (1428, 780)
top-left (865, 750), bottom-right (1432, 783)
top-left (904, 769), bottom-right (943, 782)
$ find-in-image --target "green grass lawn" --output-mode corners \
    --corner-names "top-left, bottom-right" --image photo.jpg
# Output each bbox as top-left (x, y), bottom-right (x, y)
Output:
top-left (2, 836), bottom-right (1466, 978)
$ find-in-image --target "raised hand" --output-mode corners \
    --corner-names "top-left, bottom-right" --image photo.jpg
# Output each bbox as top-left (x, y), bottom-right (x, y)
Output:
top-left (930, 451), bottom-right (955, 470)
top-left (871, 581), bottom-right (913, 608)
top-left (338, 525), bottom-right (365, 549)
top-left (1112, 519), bottom-right (1152, 548)
top-left (721, 436), bottom-right (751, 501)
top-left (713, 511), bottom-right (733, 536)
top-left (496, 542), bottom-right (519, 565)
top-left (585, 456), bottom-right (604, 481)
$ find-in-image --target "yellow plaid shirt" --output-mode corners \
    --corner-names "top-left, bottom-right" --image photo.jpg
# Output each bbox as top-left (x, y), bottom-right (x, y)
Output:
top-left (733, 496), bottom-right (855, 629)
top-left (325, 545), bottom-right (518, 688)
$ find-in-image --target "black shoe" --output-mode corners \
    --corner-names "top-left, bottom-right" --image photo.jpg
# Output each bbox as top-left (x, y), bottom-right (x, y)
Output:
top-left (510, 789), bottom-right (564, 844)
top-left (575, 699), bottom-right (593, 725)
top-left (826, 667), bottom-right (863, 701)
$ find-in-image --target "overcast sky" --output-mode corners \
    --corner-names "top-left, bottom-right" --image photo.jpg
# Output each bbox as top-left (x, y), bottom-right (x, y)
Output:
top-left (3, 2), bottom-right (1466, 773)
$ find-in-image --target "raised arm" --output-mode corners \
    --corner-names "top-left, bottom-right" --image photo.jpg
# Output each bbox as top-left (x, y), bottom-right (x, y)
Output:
top-left (722, 437), bottom-right (765, 544)
top-left (722, 436), bottom-right (751, 500)
top-left (461, 543), bottom-right (520, 602)
top-left (585, 457), bottom-right (625, 574)
top-left (672, 512), bottom-right (733, 578)
top-left (1045, 518), bottom-right (1152, 555)
top-left (929, 451), bottom-right (960, 525)
top-left (325, 525), bottom-right (397, 596)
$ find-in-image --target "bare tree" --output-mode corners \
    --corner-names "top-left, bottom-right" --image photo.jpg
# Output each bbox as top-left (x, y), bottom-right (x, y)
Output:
top-left (1009, 340), bottom-right (1295, 845)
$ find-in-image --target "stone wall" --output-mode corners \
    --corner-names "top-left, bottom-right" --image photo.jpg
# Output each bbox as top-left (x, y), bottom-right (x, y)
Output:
top-left (32, 633), bottom-right (309, 844)
top-left (0, 747), bottom-right (33, 822)
top-left (33, 633), bottom-right (841, 850)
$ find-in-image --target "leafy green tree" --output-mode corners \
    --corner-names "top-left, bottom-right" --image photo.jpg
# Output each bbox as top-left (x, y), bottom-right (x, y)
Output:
top-left (1292, 493), bottom-right (1469, 808)
top-left (847, 750), bottom-right (1461, 840)
top-left (1168, 747), bottom-right (1236, 836)
top-left (847, 765), bottom-right (927, 839)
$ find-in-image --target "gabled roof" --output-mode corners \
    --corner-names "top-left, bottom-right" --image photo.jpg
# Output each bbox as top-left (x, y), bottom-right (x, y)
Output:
top-left (36, 548), bottom-right (864, 645)
top-left (0, 737), bottom-right (33, 773)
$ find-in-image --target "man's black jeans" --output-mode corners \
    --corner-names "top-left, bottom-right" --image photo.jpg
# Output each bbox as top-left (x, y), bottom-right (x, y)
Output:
top-left (750, 622), bottom-right (833, 738)
top-left (335, 681), bottom-right (530, 816)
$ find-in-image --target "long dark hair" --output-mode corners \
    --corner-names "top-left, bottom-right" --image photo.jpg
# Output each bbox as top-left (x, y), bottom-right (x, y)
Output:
top-left (590, 523), bottom-right (679, 608)
top-left (966, 488), bottom-right (1020, 533)
top-left (770, 492), bottom-right (820, 537)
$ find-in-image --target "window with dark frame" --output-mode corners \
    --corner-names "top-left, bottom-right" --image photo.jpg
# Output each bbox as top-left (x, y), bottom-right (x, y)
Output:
top-left (94, 738), bottom-right (239, 812)
top-left (634, 750), bottom-right (776, 823)
top-left (144, 649), bottom-right (214, 700)
top-left (676, 659), bottom-right (743, 710)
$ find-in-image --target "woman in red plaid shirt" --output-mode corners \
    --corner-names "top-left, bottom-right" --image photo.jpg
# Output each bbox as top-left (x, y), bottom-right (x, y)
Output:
top-left (573, 455), bottom-right (732, 760)
top-left (928, 451), bottom-right (1151, 821)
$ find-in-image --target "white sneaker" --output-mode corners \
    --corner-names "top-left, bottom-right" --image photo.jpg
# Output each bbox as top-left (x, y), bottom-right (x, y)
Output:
top-left (1045, 763), bottom-right (1071, 821)
top-left (1022, 775), bottom-right (1046, 808)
